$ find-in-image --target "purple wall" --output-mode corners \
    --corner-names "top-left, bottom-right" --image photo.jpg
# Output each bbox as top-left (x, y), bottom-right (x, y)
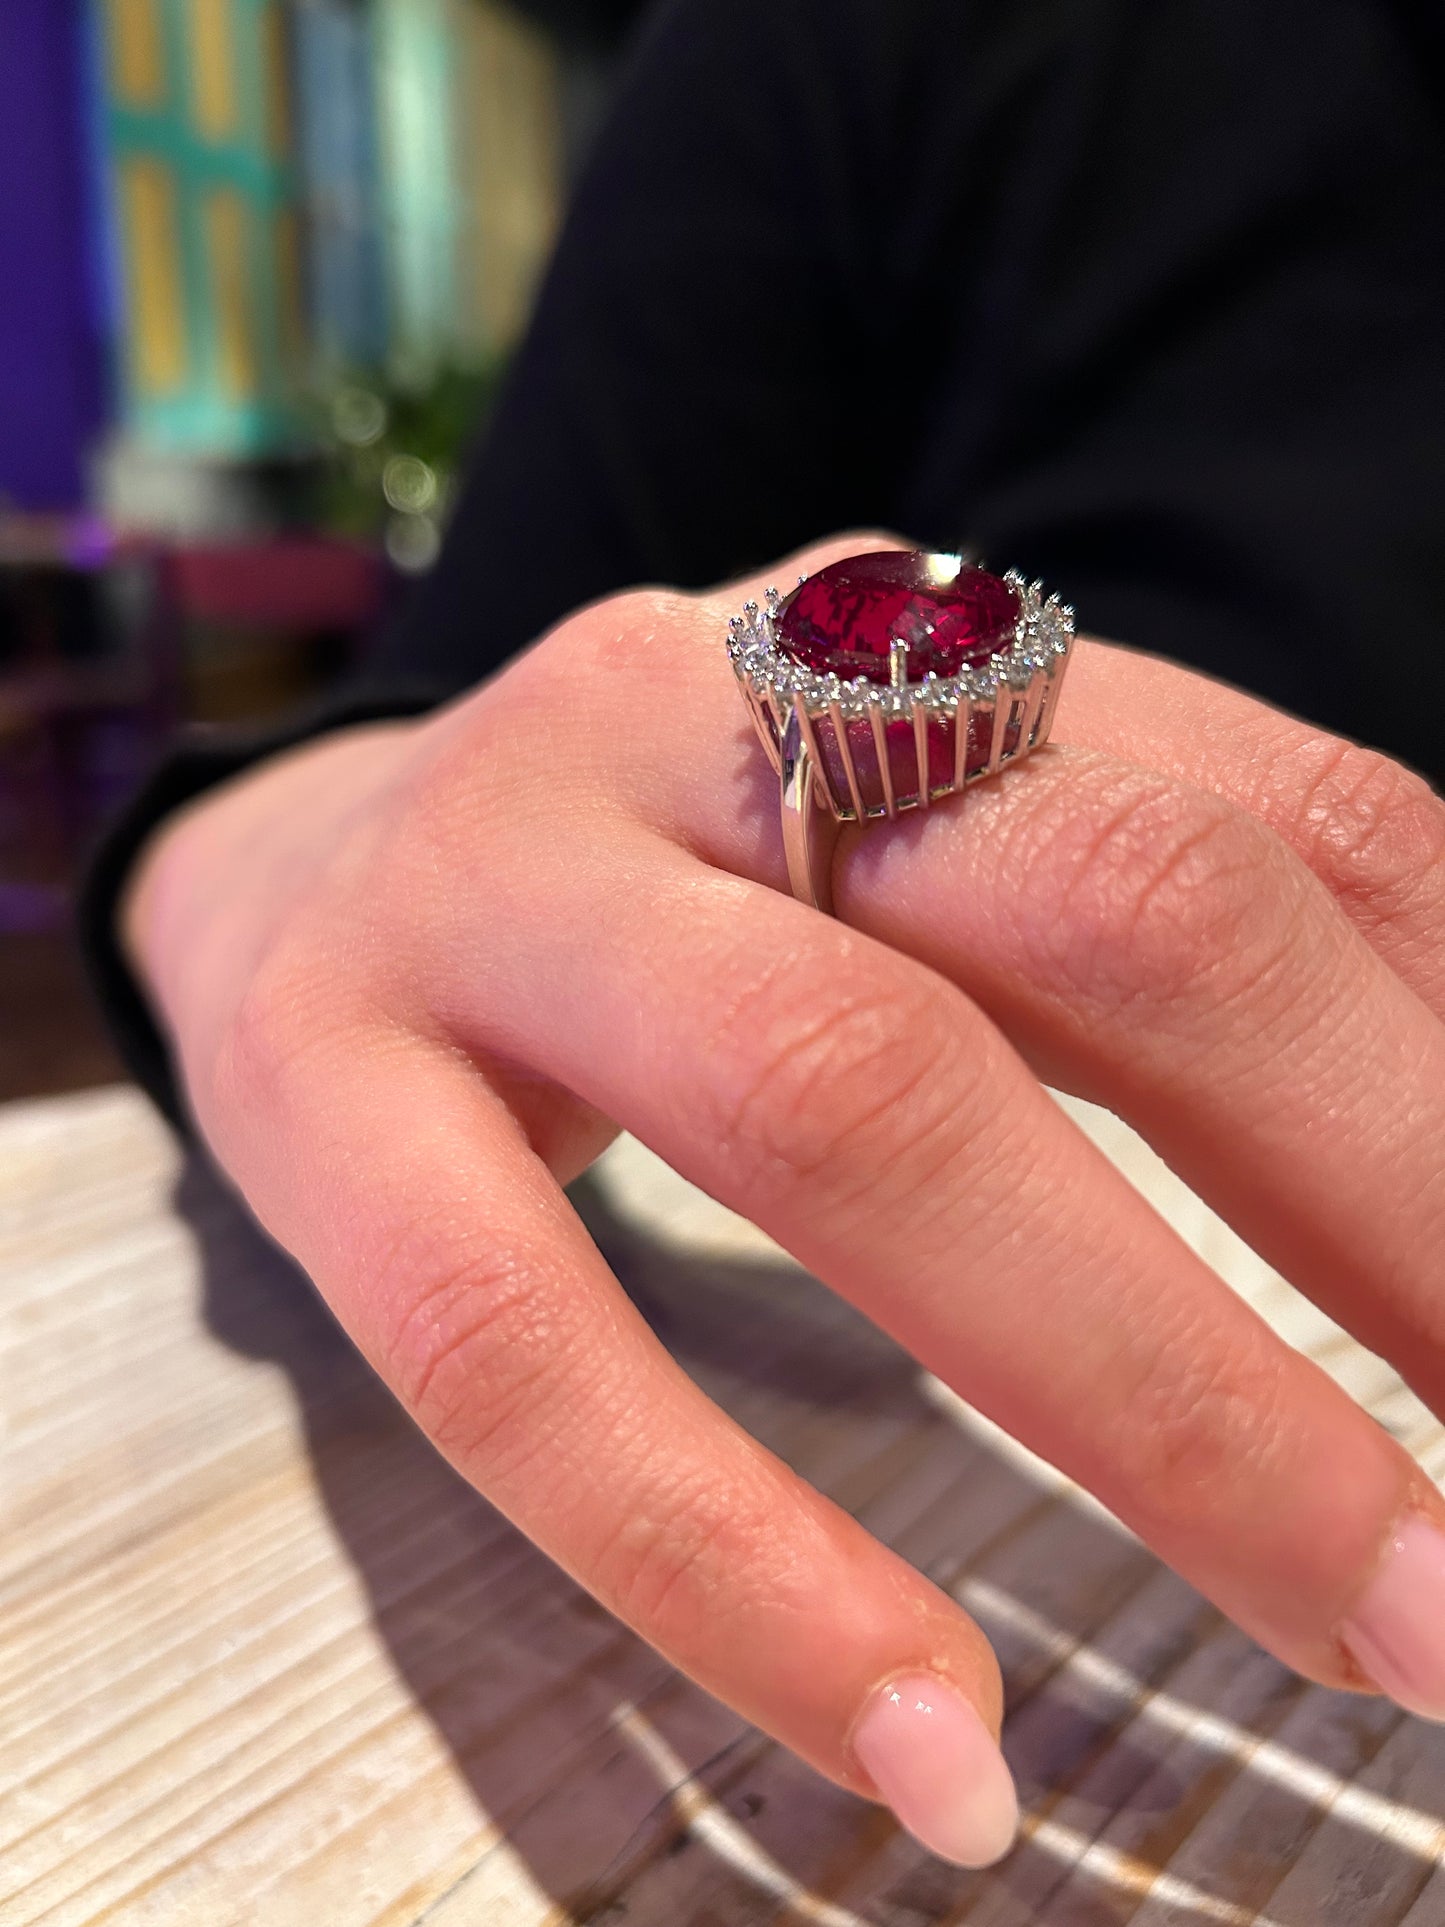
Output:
top-left (0, 2), bottom-right (111, 511)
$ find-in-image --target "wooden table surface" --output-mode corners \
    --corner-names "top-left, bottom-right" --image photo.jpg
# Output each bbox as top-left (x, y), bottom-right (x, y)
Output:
top-left (4, 1085), bottom-right (1445, 1927)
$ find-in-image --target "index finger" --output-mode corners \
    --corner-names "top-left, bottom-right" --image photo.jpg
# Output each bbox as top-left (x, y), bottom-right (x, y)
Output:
top-left (199, 999), bottom-right (1021, 1870)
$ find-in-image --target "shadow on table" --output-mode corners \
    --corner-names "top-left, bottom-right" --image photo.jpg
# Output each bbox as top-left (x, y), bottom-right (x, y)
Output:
top-left (175, 1155), bottom-right (1442, 1927)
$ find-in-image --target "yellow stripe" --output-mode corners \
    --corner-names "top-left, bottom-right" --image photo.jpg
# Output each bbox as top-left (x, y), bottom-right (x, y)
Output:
top-left (451, 0), bottom-right (562, 352)
top-left (190, 0), bottom-right (238, 140)
top-left (204, 190), bottom-right (257, 400)
top-left (119, 157), bottom-right (187, 395)
top-left (107, 0), bottom-right (167, 108)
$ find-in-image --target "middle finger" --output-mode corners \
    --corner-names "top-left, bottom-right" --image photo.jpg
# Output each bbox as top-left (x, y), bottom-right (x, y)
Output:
top-left (636, 574), bottom-right (1445, 1443)
top-left (413, 809), bottom-right (1444, 1718)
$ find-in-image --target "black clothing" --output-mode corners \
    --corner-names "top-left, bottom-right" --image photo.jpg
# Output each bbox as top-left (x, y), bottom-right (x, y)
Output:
top-left (83, 0), bottom-right (1445, 1125)
top-left (384, 0), bottom-right (1445, 765)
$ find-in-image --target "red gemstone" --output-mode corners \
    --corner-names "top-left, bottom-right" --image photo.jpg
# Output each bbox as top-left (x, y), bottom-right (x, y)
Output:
top-left (774, 551), bottom-right (1020, 684)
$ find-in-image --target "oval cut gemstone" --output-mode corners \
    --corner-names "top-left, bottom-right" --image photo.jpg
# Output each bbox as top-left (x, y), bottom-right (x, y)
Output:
top-left (774, 551), bottom-right (1021, 685)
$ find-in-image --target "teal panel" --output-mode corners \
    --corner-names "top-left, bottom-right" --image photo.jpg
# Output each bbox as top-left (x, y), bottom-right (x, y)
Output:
top-left (97, 0), bottom-right (305, 458)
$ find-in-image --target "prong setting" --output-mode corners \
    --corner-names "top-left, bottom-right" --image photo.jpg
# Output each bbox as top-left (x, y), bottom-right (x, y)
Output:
top-left (727, 561), bottom-right (1075, 823)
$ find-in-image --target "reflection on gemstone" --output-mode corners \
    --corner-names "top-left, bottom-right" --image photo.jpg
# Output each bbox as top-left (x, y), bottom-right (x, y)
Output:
top-left (775, 550), bottom-right (1021, 686)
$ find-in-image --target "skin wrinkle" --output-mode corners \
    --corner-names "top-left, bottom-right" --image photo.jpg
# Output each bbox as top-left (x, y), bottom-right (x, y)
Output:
top-left (1068, 860), bottom-right (1352, 1121)
top-left (851, 755), bottom-right (1282, 1079)
top-left (703, 971), bottom-right (967, 1195)
top-left (1056, 818), bottom-right (1445, 1328)
top-left (1261, 735), bottom-right (1445, 910)
top-left (1002, 771), bottom-right (1276, 1022)
top-left (1059, 640), bottom-right (1445, 1008)
top-left (953, 1184), bottom-right (1276, 1515)
top-left (529, 1342), bottom-right (721, 1537)
top-left (389, 1251), bottom-right (560, 1461)
top-left (601, 739), bottom-right (1418, 1549)
top-left (675, 896), bottom-right (1044, 1269)
top-left (599, 1463), bottom-right (812, 1654)
top-left (1108, 1311), bottom-right (1294, 1537)
top-left (348, 1128), bottom-right (695, 1519)
top-left (881, 1103), bottom-right (1092, 1339)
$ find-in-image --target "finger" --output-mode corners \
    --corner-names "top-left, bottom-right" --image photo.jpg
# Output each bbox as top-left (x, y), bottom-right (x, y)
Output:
top-left (195, 1012), bottom-right (1020, 1869)
top-left (613, 571), bottom-right (1445, 1443)
top-left (480, 575), bottom-right (1445, 1434)
top-left (1052, 637), bottom-right (1445, 1017)
top-left (708, 550), bottom-right (1445, 1020)
top-left (820, 738), bottom-right (1445, 1411)
top-left (411, 819), bottom-right (1445, 1722)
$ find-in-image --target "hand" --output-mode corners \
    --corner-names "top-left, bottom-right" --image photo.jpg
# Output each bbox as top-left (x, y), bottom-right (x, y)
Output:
top-left (125, 535), bottom-right (1445, 1868)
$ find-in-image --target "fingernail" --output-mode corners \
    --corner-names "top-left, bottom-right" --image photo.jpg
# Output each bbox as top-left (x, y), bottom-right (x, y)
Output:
top-left (1340, 1515), bottom-right (1445, 1721)
top-left (851, 1672), bottom-right (1019, 1868)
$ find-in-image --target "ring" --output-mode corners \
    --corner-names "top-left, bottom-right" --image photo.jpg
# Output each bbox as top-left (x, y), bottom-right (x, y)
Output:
top-left (727, 550), bottom-right (1076, 914)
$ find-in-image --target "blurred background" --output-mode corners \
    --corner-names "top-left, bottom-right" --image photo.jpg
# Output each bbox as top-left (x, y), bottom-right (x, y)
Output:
top-left (0, 0), bottom-right (647, 1101)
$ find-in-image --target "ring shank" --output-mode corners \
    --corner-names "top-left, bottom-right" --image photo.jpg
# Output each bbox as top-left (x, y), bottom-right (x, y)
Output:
top-left (781, 740), bottom-right (843, 915)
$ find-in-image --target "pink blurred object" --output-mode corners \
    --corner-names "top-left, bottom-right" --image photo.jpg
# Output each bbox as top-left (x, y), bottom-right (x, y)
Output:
top-left (147, 536), bottom-right (386, 631)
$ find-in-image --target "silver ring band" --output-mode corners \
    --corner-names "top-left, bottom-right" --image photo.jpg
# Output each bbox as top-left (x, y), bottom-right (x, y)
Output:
top-left (780, 729), bottom-right (843, 915)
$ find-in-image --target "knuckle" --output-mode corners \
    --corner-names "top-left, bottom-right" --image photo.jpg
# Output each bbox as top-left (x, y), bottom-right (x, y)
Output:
top-left (703, 949), bottom-right (964, 1197)
top-left (554, 586), bottom-right (700, 687)
top-left (597, 1478), bottom-right (765, 1650)
top-left (1277, 736), bottom-right (1445, 919)
top-left (381, 1225), bottom-right (558, 1464)
top-left (1118, 1321), bottom-right (1288, 1532)
top-left (1022, 770), bottom-right (1302, 1013)
top-left (487, 588), bottom-right (705, 808)
top-left (378, 1228), bottom-right (554, 1469)
top-left (209, 945), bottom-right (327, 1129)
